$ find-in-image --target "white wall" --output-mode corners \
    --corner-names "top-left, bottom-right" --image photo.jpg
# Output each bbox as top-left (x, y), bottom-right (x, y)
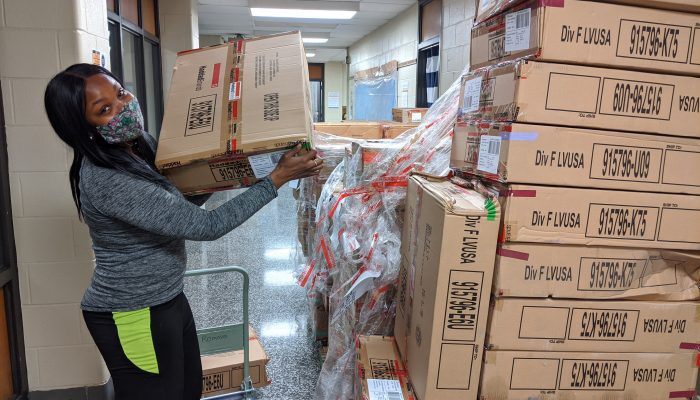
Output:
top-left (0, 0), bottom-right (112, 391)
top-left (440, 0), bottom-right (477, 95)
top-left (159, 0), bottom-right (199, 99)
top-left (323, 62), bottom-right (346, 122)
top-left (347, 4), bottom-right (419, 116)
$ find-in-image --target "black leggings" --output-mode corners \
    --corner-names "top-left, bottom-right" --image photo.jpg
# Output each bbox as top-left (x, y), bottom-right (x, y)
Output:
top-left (83, 293), bottom-right (202, 400)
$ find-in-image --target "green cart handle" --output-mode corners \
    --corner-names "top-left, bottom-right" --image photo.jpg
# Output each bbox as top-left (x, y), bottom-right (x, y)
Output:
top-left (185, 266), bottom-right (254, 398)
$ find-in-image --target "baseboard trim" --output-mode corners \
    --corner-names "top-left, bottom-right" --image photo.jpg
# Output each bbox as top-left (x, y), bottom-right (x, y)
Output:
top-left (28, 380), bottom-right (113, 400)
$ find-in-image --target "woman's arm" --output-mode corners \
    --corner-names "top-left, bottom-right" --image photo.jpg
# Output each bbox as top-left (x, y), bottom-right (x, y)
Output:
top-left (81, 164), bottom-right (277, 241)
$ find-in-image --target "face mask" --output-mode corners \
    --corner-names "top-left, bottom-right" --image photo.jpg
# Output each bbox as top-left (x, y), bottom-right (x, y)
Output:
top-left (95, 98), bottom-right (144, 144)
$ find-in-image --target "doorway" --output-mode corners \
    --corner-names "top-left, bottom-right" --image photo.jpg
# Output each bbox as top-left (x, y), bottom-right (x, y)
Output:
top-left (0, 80), bottom-right (28, 399)
top-left (309, 63), bottom-right (324, 122)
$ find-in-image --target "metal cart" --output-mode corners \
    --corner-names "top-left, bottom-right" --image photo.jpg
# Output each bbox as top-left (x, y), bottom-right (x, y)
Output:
top-left (185, 266), bottom-right (258, 400)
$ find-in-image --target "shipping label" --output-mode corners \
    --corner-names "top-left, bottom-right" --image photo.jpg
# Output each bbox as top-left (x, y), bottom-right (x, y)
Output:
top-left (442, 270), bottom-right (484, 342)
top-left (209, 159), bottom-right (255, 182)
top-left (559, 359), bottom-right (628, 391)
top-left (569, 308), bottom-right (639, 341)
top-left (477, 135), bottom-right (501, 174)
top-left (585, 204), bottom-right (660, 241)
top-left (505, 9), bottom-right (531, 52)
top-left (463, 77), bottom-right (483, 113)
top-left (367, 379), bottom-right (404, 400)
top-left (248, 150), bottom-right (285, 179)
top-left (599, 78), bottom-right (674, 120)
top-left (577, 257), bottom-right (646, 292)
top-left (590, 144), bottom-right (662, 183)
top-left (617, 20), bottom-right (693, 64)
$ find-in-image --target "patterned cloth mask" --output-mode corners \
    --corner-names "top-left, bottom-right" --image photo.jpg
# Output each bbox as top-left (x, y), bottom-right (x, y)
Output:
top-left (95, 98), bottom-right (145, 144)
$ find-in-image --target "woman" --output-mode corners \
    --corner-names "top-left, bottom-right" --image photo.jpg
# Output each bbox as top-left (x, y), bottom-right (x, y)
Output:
top-left (43, 63), bottom-right (322, 400)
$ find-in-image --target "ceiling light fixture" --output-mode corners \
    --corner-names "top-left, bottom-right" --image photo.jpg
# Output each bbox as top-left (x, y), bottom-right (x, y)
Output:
top-left (250, 8), bottom-right (357, 19)
top-left (302, 37), bottom-right (329, 44)
top-left (306, 53), bottom-right (316, 57)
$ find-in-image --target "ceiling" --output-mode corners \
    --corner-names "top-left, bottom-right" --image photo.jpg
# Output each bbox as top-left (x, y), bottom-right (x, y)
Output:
top-left (198, 0), bottom-right (417, 63)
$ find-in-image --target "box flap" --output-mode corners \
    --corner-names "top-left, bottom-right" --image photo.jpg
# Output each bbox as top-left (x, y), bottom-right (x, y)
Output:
top-left (413, 176), bottom-right (498, 216)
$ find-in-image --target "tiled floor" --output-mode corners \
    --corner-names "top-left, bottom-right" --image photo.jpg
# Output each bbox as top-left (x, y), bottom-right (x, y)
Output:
top-left (184, 185), bottom-right (322, 400)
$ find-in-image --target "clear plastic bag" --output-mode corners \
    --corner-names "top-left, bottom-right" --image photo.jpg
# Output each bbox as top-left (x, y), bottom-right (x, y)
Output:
top-left (295, 67), bottom-right (470, 399)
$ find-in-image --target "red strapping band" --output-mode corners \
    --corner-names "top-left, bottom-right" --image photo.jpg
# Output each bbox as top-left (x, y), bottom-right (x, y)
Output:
top-left (497, 247), bottom-right (530, 261)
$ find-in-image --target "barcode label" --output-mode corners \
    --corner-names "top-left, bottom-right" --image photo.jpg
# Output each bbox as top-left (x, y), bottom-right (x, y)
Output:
top-left (505, 9), bottom-right (531, 52)
top-left (477, 135), bottom-right (501, 175)
top-left (367, 379), bottom-right (404, 400)
top-left (264, 92), bottom-right (280, 121)
top-left (185, 94), bottom-right (217, 136)
top-left (463, 77), bottom-right (482, 114)
top-left (410, 111), bottom-right (422, 122)
top-left (516, 11), bottom-right (529, 28)
top-left (248, 150), bottom-right (286, 179)
top-left (387, 392), bottom-right (402, 400)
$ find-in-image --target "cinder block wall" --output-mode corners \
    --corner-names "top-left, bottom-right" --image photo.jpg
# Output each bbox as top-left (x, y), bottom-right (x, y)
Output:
top-left (0, 0), bottom-right (111, 391)
top-left (347, 4), bottom-right (419, 117)
top-left (440, 0), bottom-right (477, 95)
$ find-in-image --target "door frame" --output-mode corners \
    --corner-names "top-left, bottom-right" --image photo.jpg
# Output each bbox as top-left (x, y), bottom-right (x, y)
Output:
top-left (0, 80), bottom-right (29, 398)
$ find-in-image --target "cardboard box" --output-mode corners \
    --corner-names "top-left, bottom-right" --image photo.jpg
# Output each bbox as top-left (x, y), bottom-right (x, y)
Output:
top-left (495, 243), bottom-right (700, 300)
top-left (314, 122), bottom-right (384, 140)
top-left (156, 31), bottom-right (311, 188)
top-left (474, 0), bottom-right (700, 24)
top-left (200, 328), bottom-right (270, 397)
top-left (383, 122), bottom-right (419, 139)
top-left (459, 60), bottom-right (700, 139)
top-left (161, 150), bottom-right (286, 195)
top-left (480, 350), bottom-right (699, 400)
top-left (393, 176), bottom-right (500, 400)
top-left (451, 121), bottom-right (700, 195)
top-left (471, 0), bottom-right (700, 75)
top-left (347, 140), bottom-right (405, 184)
top-left (499, 183), bottom-right (700, 250)
top-left (355, 336), bottom-right (415, 400)
top-left (486, 298), bottom-right (700, 352)
top-left (392, 108), bottom-right (428, 123)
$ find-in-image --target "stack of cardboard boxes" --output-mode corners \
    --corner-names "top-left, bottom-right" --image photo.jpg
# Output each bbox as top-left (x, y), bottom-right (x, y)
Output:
top-left (155, 31), bottom-right (312, 195)
top-left (452, 0), bottom-right (700, 398)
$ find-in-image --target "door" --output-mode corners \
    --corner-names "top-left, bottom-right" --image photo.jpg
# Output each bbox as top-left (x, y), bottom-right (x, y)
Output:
top-left (0, 81), bottom-right (28, 399)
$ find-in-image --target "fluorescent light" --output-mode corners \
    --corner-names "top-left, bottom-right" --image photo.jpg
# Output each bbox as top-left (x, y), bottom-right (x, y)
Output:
top-left (263, 247), bottom-right (293, 260)
top-left (250, 8), bottom-right (356, 19)
top-left (261, 321), bottom-right (298, 338)
top-left (306, 52), bottom-right (316, 58)
top-left (303, 38), bottom-right (329, 44)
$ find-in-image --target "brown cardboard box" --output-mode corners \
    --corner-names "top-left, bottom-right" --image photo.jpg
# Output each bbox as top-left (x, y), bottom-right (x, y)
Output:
top-left (392, 108), bottom-right (428, 123)
top-left (459, 60), bottom-right (700, 139)
top-left (499, 183), bottom-right (700, 250)
top-left (200, 328), bottom-right (270, 397)
top-left (451, 121), bottom-right (700, 195)
top-left (161, 150), bottom-right (285, 195)
top-left (480, 350), bottom-right (699, 400)
top-left (486, 298), bottom-right (700, 353)
top-left (474, 0), bottom-right (700, 24)
top-left (495, 243), bottom-right (700, 300)
top-left (314, 122), bottom-right (384, 140)
top-left (348, 140), bottom-right (405, 184)
top-left (383, 122), bottom-right (419, 139)
top-left (355, 336), bottom-right (416, 400)
top-left (155, 31), bottom-right (311, 189)
top-left (393, 176), bottom-right (500, 400)
top-left (471, 0), bottom-right (700, 75)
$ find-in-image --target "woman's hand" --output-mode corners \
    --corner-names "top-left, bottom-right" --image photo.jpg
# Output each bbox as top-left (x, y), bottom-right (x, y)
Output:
top-left (269, 144), bottom-right (324, 189)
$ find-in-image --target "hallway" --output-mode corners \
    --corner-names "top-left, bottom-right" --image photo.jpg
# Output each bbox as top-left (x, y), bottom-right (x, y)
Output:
top-left (184, 185), bottom-right (322, 400)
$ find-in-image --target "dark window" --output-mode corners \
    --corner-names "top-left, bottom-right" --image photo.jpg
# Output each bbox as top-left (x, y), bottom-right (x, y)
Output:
top-left (417, 0), bottom-right (442, 108)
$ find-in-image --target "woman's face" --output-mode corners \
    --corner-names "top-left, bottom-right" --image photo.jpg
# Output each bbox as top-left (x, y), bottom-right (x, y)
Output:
top-left (83, 73), bottom-right (134, 128)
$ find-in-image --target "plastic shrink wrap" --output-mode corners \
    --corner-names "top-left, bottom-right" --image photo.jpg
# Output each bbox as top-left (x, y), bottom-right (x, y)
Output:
top-left (294, 68), bottom-right (467, 399)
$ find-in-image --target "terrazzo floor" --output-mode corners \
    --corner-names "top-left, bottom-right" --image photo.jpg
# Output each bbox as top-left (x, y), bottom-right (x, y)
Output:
top-left (183, 184), bottom-right (322, 400)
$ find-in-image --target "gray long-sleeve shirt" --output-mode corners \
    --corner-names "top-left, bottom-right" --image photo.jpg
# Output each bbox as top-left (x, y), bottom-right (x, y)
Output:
top-left (78, 143), bottom-right (277, 312)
